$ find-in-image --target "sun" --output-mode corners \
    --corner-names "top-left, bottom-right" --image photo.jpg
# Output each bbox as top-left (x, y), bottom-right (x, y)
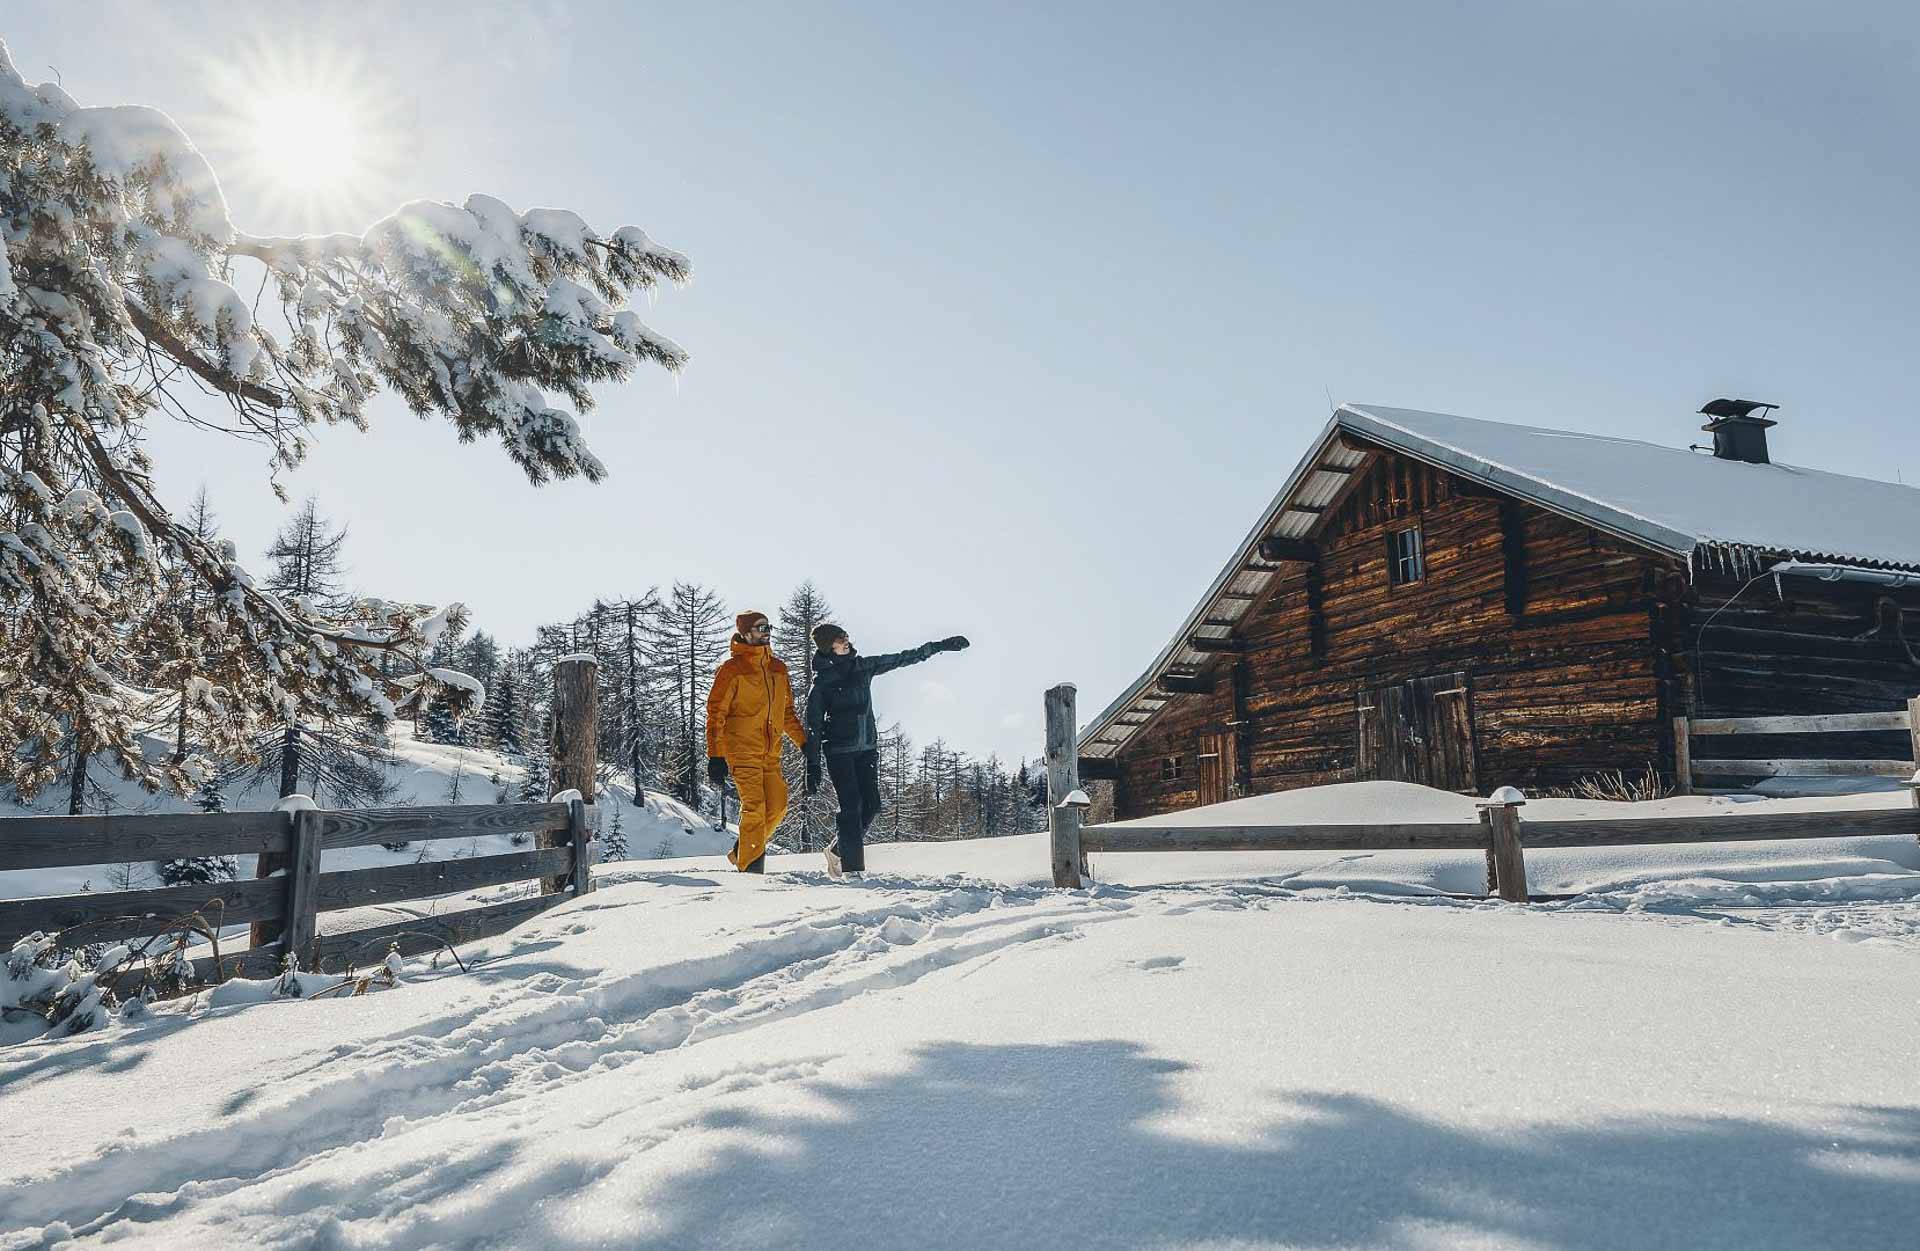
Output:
top-left (194, 39), bottom-right (403, 233)
top-left (249, 89), bottom-right (361, 192)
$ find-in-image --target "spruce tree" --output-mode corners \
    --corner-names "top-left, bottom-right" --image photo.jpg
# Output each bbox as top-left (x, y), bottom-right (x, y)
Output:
top-left (160, 773), bottom-right (238, 885)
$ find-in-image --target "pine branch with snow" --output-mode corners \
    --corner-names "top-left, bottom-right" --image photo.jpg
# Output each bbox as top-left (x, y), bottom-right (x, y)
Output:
top-left (0, 42), bottom-right (687, 801)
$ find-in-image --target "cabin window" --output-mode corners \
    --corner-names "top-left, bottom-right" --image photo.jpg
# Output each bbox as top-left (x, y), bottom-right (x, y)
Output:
top-left (1388, 525), bottom-right (1425, 586)
top-left (1160, 755), bottom-right (1184, 782)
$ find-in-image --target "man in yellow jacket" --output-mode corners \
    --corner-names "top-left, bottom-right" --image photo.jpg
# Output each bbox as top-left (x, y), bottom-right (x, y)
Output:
top-left (706, 611), bottom-right (806, 873)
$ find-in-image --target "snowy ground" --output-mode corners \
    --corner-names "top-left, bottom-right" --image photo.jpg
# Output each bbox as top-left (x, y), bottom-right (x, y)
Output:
top-left (3, 782), bottom-right (1918, 1249)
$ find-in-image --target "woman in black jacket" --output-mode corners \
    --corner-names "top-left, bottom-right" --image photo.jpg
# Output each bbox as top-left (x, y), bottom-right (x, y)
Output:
top-left (803, 624), bottom-right (968, 876)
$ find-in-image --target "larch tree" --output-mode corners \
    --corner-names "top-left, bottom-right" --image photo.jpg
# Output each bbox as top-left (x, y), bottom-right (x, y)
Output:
top-left (648, 582), bottom-right (726, 806)
top-left (773, 580), bottom-right (833, 851)
top-left (0, 43), bottom-right (689, 804)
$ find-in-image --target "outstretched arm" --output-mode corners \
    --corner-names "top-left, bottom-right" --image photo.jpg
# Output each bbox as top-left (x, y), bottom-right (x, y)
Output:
top-left (823, 636), bottom-right (969, 685)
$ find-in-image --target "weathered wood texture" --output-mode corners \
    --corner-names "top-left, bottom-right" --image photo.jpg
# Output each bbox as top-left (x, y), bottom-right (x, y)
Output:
top-left (0, 876), bottom-right (285, 948)
top-left (313, 846), bottom-right (573, 914)
top-left (0, 809), bottom-right (290, 872)
top-left (1081, 822), bottom-right (1490, 853)
top-left (1046, 683), bottom-right (1084, 887)
top-left (1114, 450), bottom-right (1684, 817)
top-left (1482, 801), bottom-right (1528, 902)
top-left (546, 657), bottom-right (599, 893)
top-left (282, 810), bottom-right (325, 968)
top-left (311, 893), bottom-right (569, 974)
top-left (315, 803), bottom-right (567, 850)
top-left (1684, 570), bottom-right (1920, 766)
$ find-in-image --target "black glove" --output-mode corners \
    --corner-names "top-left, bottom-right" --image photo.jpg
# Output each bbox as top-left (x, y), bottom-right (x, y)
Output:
top-left (936, 635), bottom-right (970, 652)
top-left (707, 756), bottom-right (728, 787)
top-left (805, 758), bottom-right (822, 796)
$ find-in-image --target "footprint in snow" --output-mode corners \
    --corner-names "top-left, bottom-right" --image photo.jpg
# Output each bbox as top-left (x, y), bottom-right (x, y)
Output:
top-left (1130, 955), bottom-right (1185, 973)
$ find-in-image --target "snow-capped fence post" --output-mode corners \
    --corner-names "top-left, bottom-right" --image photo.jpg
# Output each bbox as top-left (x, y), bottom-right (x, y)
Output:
top-left (1046, 683), bottom-right (1085, 888)
top-left (547, 656), bottom-right (600, 895)
top-left (281, 808), bottom-right (325, 969)
top-left (1476, 787), bottom-right (1529, 903)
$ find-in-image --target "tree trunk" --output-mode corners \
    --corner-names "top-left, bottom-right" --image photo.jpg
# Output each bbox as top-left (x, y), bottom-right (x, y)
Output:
top-left (66, 731), bottom-right (88, 816)
top-left (279, 721), bottom-right (301, 798)
top-left (545, 657), bottom-right (599, 893)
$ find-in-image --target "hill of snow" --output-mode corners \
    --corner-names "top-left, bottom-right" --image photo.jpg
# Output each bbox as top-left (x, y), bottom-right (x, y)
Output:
top-left (2, 789), bottom-right (1919, 1247)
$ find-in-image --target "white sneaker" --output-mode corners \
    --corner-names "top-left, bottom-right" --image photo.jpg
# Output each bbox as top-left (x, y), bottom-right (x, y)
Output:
top-left (824, 838), bottom-right (843, 879)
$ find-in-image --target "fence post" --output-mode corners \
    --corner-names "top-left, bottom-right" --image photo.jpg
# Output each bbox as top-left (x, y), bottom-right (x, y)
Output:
top-left (1045, 683), bottom-right (1084, 888)
top-left (547, 656), bottom-right (599, 895)
top-left (1905, 771), bottom-right (1920, 853)
top-left (568, 798), bottom-right (593, 895)
top-left (1476, 786), bottom-right (1529, 903)
top-left (282, 808), bottom-right (323, 969)
top-left (1672, 715), bottom-right (1692, 796)
top-left (1906, 698), bottom-right (1920, 773)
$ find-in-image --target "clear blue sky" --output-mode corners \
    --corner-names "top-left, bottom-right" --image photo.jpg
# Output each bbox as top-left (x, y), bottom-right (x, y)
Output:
top-left (9, 2), bottom-right (1918, 762)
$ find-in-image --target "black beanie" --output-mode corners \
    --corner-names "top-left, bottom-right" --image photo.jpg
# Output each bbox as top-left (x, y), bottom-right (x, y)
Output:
top-left (812, 623), bottom-right (848, 650)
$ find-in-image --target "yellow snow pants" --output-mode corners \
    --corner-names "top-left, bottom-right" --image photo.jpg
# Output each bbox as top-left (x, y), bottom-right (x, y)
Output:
top-left (727, 756), bottom-right (788, 871)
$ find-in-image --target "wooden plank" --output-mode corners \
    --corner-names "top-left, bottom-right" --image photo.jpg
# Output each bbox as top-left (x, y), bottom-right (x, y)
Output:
top-left (1046, 683), bottom-right (1084, 888)
top-left (314, 802), bottom-right (568, 850)
top-left (311, 893), bottom-right (569, 973)
top-left (1081, 822), bottom-right (1489, 853)
top-left (1689, 757), bottom-right (1916, 778)
top-left (0, 876), bottom-right (286, 947)
top-left (1673, 715), bottom-right (1693, 795)
top-left (282, 809), bottom-right (324, 970)
top-left (0, 809), bottom-right (290, 872)
top-left (313, 846), bottom-right (574, 914)
top-left (1686, 711), bottom-right (1912, 735)
top-left (1186, 635), bottom-right (1244, 654)
top-left (1521, 808), bottom-right (1920, 847)
top-left (1157, 674), bottom-right (1214, 695)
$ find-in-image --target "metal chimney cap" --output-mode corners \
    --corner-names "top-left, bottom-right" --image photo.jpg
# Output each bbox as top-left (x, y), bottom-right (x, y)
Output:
top-left (1699, 398), bottom-right (1779, 427)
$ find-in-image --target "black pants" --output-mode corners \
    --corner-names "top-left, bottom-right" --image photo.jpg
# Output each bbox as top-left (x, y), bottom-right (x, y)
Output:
top-left (826, 749), bottom-right (881, 872)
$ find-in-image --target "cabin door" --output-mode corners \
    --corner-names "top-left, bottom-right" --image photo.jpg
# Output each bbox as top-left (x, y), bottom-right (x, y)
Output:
top-left (1196, 730), bottom-right (1237, 806)
top-left (1355, 672), bottom-right (1477, 792)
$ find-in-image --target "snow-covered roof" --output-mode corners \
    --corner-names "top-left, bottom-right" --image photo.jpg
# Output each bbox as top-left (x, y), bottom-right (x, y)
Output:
top-left (1341, 404), bottom-right (1920, 573)
top-left (1080, 403), bottom-right (1920, 761)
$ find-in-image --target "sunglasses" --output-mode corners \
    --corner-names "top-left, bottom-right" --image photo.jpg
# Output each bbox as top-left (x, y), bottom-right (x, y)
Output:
top-left (747, 623), bottom-right (771, 633)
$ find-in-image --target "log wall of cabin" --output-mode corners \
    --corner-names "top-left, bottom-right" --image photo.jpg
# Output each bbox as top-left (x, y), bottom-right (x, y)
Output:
top-left (1682, 568), bottom-right (1920, 768)
top-left (1113, 450), bottom-right (1689, 818)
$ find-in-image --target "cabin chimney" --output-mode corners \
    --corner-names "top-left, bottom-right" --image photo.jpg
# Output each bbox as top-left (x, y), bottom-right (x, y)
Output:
top-left (1698, 398), bottom-right (1778, 465)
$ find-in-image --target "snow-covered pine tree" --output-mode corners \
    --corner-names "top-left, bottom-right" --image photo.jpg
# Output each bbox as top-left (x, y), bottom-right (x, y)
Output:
top-left (647, 582), bottom-right (728, 805)
top-left (0, 46), bottom-right (688, 802)
top-left (488, 656), bottom-right (525, 754)
top-left (603, 801), bottom-right (628, 861)
top-left (773, 581), bottom-right (833, 850)
top-left (159, 771), bottom-right (239, 885)
top-left (518, 752), bottom-right (551, 805)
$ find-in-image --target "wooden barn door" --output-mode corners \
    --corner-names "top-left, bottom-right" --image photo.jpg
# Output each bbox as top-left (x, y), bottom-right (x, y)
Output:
top-left (1196, 730), bottom-right (1237, 806)
top-left (1355, 672), bottom-right (1477, 792)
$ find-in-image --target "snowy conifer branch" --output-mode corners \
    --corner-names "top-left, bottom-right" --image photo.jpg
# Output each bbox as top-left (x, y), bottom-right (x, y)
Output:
top-left (0, 41), bottom-right (679, 799)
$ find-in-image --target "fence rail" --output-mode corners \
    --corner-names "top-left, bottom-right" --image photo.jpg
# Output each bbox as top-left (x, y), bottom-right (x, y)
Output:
top-left (1047, 682), bottom-right (1920, 899)
top-left (0, 800), bottom-right (594, 980)
top-left (1674, 699), bottom-right (1920, 793)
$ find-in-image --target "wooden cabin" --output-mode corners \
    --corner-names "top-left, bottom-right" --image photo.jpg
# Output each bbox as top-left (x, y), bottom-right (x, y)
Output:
top-left (1079, 401), bottom-right (1920, 819)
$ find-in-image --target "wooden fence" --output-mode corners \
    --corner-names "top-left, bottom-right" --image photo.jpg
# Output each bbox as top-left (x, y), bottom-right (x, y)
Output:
top-left (1, 656), bottom-right (605, 989)
top-left (1673, 699), bottom-right (1920, 793)
top-left (1045, 683), bottom-right (1920, 900)
top-left (0, 800), bottom-right (595, 982)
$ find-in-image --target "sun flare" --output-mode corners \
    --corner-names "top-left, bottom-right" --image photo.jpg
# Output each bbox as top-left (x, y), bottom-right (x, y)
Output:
top-left (249, 89), bottom-right (360, 191)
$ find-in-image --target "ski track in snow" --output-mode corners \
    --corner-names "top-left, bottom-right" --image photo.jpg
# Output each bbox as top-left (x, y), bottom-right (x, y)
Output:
top-left (4, 868), bottom-right (1917, 1247)
top-left (0, 876), bottom-right (1132, 1244)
